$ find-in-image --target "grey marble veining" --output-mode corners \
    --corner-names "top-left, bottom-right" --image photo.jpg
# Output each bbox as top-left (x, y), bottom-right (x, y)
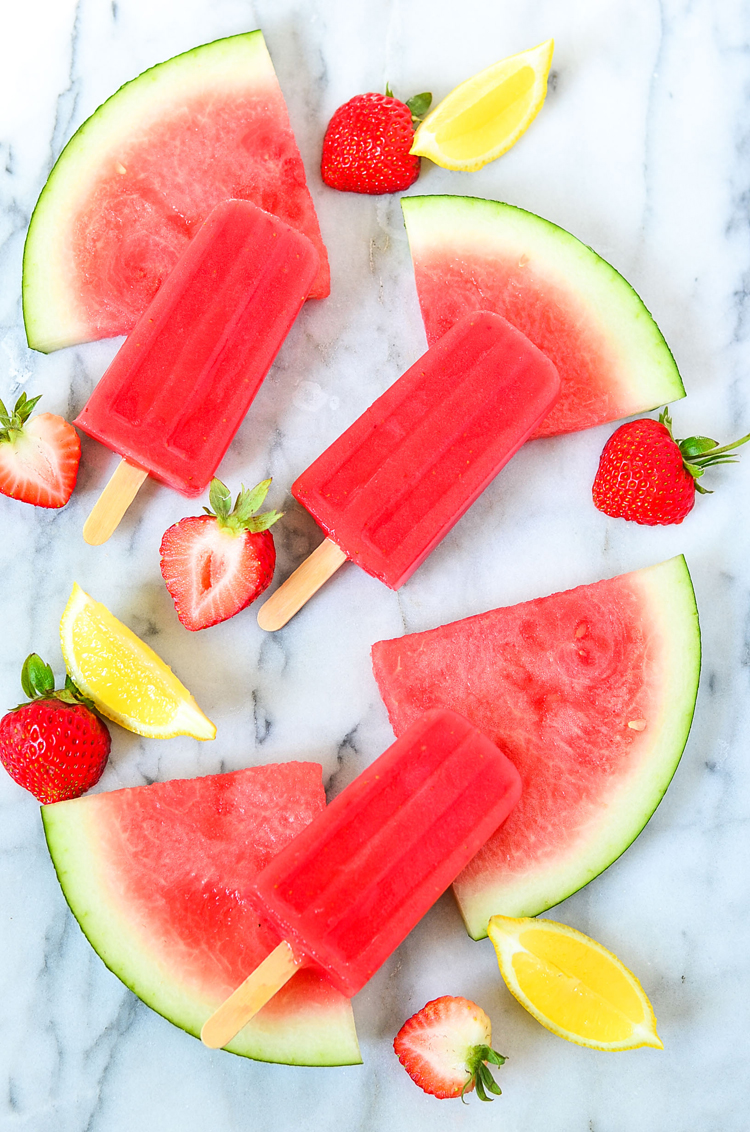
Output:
top-left (2, 0), bottom-right (750, 1128)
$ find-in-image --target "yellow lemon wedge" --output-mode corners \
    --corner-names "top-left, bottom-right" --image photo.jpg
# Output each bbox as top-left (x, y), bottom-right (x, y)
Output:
top-left (60, 583), bottom-right (216, 740)
top-left (487, 915), bottom-right (663, 1051)
top-left (410, 39), bottom-right (554, 171)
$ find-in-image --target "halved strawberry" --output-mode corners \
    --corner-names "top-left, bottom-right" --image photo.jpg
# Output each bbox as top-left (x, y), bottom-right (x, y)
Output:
top-left (0, 393), bottom-right (80, 508)
top-left (160, 478), bottom-right (282, 631)
top-left (393, 996), bottom-right (506, 1101)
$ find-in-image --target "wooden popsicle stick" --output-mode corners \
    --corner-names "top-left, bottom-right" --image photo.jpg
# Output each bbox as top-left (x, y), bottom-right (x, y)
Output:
top-left (200, 940), bottom-right (304, 1049)
top-left (257, 537), bottom-right (348, 631)
top-left (82, 458), bottom-right (148, 546)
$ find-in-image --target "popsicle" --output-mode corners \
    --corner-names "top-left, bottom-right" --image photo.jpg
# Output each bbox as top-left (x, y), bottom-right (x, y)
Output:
top-left (201, 708), bottom-right (521, 1049)
top-left (256, 310), bottom-right (560, 629)
top-left (76, 198), bottom-right (319, 544)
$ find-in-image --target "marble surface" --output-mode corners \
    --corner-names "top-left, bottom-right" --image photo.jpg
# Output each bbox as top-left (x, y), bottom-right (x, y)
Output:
top-left (2, 0), bottom-right (749, 1128)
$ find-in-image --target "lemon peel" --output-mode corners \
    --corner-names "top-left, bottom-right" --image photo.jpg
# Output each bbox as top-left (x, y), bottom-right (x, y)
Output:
top-left (410, 39), bottom-right (554, 171)
top-left (487, 914), bottom-right (663, 1051)
top-left (60, 583), bottom-right (215, 740)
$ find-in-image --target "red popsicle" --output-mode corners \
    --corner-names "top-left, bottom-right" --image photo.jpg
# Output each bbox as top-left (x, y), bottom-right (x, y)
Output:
top-left (76, 198), bottom-right (319, 544)
top-left (257, 310), bottom-right (560, 629)
top-left (201, 708), bottom-right (521, 1048)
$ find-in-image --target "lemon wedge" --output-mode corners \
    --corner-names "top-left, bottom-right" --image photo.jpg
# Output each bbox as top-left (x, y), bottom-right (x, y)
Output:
top-left (410, 39), bottom-right (554, 171)
top-left (487, 915), bottom-right (663, 1051)
top-left (60, 583), bottom-right (216, 740)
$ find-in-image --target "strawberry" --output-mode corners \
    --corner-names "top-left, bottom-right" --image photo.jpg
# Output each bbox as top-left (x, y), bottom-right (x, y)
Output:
top-left (160, 477), bottom-right (282, 631)
top-left (393, 996), bottom-right (506, 1101)
top-left (592, 407), bottom-right (750, 525)
top-left (321, 87), bottom-right (432, 194)
top-left (0, 392), bottom-right (80, 508)
top-left (0, 654), bottom-right (111, 804)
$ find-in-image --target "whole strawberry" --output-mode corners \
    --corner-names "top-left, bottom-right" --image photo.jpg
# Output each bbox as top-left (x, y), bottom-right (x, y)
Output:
top-left (0, 654), bottom-right (111, 804)
top-left (321, 87), bottom-right (432, 194)
top-left (592, 407), bottom-right (750, 525)
top-left (160, 477), bottom-right (282, 631)
top-left (394, 996), bottom-right (506, 1101)
top-left (0, 392), bottom-right (80, 508)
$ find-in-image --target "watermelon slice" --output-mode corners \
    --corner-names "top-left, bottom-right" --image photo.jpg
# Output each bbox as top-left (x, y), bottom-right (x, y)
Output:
top-left (23, 31), bottom-right (330, 353)
top-left (371, 556), bottom-right (700, 940)
top-left (42, 763), bottom-right (361, 1065)
top-left (401, 195), bottom-right (685, 438)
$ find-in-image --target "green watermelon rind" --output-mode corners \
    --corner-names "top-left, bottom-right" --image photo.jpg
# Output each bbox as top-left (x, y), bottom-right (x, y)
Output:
top-left (401, 195), bottom-right (686, 430)
top-left (23, 31), bottom-right (326, 353)
top-left (450, 556), bottom-right (701, 939)
top-left (41, 790), bottom-right (362, 1066)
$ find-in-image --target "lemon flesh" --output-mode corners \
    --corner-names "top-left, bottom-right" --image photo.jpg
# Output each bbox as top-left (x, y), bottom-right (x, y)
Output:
top-left (411, 39), bottom-right (554, 171)
top-left (60, 583), bottom-right (216, 740)
top-left (487, 915), bottom-right (663, 1051)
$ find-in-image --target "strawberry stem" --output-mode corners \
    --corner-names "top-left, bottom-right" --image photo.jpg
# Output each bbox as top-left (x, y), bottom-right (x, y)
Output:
top-left (683, 430), bottom-right (750, 463)
top-left (658, 407), bottom-right (750, 491)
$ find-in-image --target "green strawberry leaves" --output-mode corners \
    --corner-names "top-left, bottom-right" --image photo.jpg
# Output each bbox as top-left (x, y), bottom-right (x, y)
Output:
top-left (21, 653), bottom-right (55, 699)
top-left (206, 477), bottom-right (233, 519)
top-left (204, 477), bottom-right (283, 534)
top-left (463, 1044), bottom-right (507, 1103)
top-left (659, 407), bottom-right (750, 496)
top-left (405, 92), bottom-right (433, 124)
top-left (0, 392), bottom-right (42, 442)
top-left (17, 653), bottom-right (97, 711)
top-left (233, 480), bottom-right (276, 525)
top-left (678, 436), bottom-right (719, 460)
top-left (384, 84), bottom-right (433, 125)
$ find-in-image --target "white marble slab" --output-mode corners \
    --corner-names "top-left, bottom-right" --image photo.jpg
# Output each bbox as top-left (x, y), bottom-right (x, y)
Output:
top-left (1, 0), bottom-right (749, 1128)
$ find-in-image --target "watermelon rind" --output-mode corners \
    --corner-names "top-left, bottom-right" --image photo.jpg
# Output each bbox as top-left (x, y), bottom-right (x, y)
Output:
top-left (23, 31), bottom-right (329, 353)
top-left (456, 556), bottom-right (700, 936)
top-left (401, 195), bottom-right (685, 437)
top-left (41, 770), bottom-right (361, 1066)
top-left (374, 556), bottom-right (700, 940)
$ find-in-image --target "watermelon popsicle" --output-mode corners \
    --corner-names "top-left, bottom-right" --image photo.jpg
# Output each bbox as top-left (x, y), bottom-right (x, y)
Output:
top-left (257, 310), bottom-right (561, 630)
top-left (75, 198), bottom-right (319, 545)
top-left (201, 708), bottom-right (521, 1049)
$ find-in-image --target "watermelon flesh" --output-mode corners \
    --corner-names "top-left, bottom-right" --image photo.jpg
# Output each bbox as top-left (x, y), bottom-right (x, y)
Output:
top-left (372, 557), bottom-right (700, 939)
top-left (401, 195), bottom-right (685, 438)
top-left (42, 763), bottom-right (361, 1065)
top-left (23, 32), bottom-right (329, 353)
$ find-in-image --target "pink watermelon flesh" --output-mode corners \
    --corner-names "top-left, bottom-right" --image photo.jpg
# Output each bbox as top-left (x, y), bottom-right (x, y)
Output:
top-left (74, 90), bottom-right (329, 339)
top-left (401, 196), bottom-right (685, 439)
top-left (42, 763), bottom-right (360, 1065)
top-left (371, 557), bottom-right (699, 938)
top-left (23, 33), bottom-right (330, 353)
top-left (412, 251), bottom-right (615, 437)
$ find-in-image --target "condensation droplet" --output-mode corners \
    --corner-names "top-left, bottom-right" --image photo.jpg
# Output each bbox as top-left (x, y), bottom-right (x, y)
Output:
top-left (293, 381), bottom-right (328, 412)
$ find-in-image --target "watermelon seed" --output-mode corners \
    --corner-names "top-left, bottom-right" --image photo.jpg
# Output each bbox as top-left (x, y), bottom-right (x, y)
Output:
top-left (628, 720), bottom-right (647, 731)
